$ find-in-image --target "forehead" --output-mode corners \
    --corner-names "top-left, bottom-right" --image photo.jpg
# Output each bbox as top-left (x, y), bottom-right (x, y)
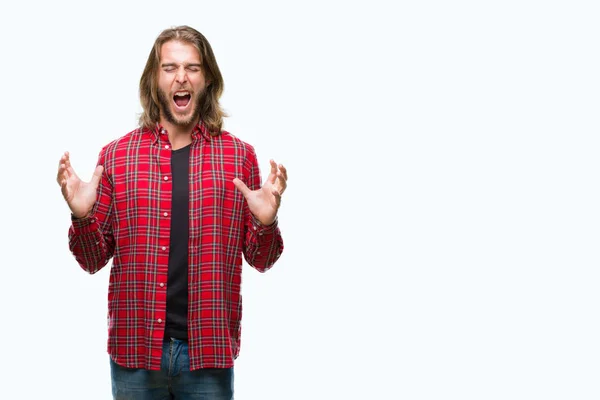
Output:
top-left (159, 40), bottom-right (201, 63)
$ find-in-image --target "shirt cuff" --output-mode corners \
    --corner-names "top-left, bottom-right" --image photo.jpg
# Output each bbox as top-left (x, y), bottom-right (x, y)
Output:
top-left (71, 213), bottom-right (99, 232)
top-left (250, 214), bottom-right (279, 235)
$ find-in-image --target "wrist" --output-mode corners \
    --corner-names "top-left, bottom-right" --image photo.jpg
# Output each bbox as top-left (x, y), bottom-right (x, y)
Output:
top-left (71, 211), bottom-right (91, 220)
top-left (253, 214), bottom-right (277, 227)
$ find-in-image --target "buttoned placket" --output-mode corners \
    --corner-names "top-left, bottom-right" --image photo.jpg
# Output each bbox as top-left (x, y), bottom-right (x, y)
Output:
top-left (156, 127), bottom-right (172, 325)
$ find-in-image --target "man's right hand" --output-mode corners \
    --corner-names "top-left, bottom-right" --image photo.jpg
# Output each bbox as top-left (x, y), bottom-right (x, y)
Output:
top-left (56, 151), bottom-right (104, 218)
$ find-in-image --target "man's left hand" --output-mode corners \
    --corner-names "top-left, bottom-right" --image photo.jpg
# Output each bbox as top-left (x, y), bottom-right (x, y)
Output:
top-left (233, 159), bottom-right (288, 226)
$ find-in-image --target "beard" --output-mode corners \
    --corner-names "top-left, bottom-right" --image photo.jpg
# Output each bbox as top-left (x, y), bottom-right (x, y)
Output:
top-left (157, 88), bottom-right (203, 127)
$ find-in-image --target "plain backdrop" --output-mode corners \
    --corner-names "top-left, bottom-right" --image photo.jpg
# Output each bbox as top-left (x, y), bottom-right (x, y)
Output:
top-left (1, 0), bottom-right (599, 399)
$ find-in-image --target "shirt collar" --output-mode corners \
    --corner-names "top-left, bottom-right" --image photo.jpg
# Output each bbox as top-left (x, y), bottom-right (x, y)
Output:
top-left (148, 120), bottom-right (214, 144)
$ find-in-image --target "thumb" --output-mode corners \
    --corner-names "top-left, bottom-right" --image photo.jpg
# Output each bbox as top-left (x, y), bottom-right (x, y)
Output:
top-left (90, 165), bottom-right (104, 187)
top-left (233, 177), bottom-right (251, 198)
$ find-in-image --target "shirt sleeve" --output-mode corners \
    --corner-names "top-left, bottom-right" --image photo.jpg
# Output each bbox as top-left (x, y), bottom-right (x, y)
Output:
top-left (68, 148), bottom-right (115, 274)
top-left (241, 145), bottom-right (284, 272)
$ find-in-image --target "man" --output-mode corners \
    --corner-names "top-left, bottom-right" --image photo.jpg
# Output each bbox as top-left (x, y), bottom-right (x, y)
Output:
top-left (56, 25), bottom-right (286, 399)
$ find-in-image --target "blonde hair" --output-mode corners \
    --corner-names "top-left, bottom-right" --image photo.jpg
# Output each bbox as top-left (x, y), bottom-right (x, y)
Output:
top-left (138, 25), bottom-right (226, 134)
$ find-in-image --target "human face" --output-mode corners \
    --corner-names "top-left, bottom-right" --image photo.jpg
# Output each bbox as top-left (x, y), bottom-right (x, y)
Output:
top-left (157, 40), bottom-right (208, 128)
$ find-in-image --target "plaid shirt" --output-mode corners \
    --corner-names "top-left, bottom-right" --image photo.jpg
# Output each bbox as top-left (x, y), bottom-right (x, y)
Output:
top-left (68, 122), bottom-right (283, 370)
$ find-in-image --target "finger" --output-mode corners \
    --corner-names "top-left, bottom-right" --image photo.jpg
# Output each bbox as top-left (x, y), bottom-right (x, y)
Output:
top-left (66, 154), bottom-right (82, 180)
top-left (56, 163), bottom-right (68, 186)
top-left (278, 164), bottom-right (288, 181)
top-left (58, 151), bottom-right (69, 167)
top-left (58, 153), bottom-right (75, 181)
top-left (276, 169), bottom-right (287, 184)
top-left (233, 178), bottom-right (252, 198)
top-left (60, 178), bottom-right (69, 198)
top-left (267, 159), bottom-right (278, 184)
top-left (68, 163), bottom-right (82, 180)
top-left (63, 152), bottom-right (71, 169)
top-left (56, 163), bottom-right (63, 183)
top-left (66, 165), bottom-right (78, 179)
top-left (272, 188), bottom-right (282, 208)
top-left (276, 174), bottom-right (287, 195)
top-left (90, 165), bottom-right (104, 188)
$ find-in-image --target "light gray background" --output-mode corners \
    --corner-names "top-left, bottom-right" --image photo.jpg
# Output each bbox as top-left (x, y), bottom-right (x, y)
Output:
top-left (1, 0), bottom-right (599, 398)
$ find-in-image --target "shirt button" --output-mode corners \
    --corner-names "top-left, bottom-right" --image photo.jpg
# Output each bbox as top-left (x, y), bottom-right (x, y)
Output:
top-left (161, 129), bottom-right (166, 134)
top-left (257, 251), bottom-right (261, 255)
top-left (163, 212), bottom-right (168, 217)
top-left (159, 282), bottom-right (165, 287)
top-left (164, 176), bottom-right (169, 181)
top-left (162, 246), bottom-right (167, 251)
top-left (157, 318), bottom-right (162, 323)
top-left (165, 145), bottom-right (170, 149)
top-left (253, 226), bottom-right (257, 230)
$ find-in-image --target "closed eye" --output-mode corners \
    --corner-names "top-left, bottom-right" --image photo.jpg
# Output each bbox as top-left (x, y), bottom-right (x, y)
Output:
top-left (162, 63), bottom-right (177, 72)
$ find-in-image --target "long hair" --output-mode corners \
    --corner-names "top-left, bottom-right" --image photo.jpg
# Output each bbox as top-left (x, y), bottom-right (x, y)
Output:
top-left (138, 26), bottom-right (226, 134)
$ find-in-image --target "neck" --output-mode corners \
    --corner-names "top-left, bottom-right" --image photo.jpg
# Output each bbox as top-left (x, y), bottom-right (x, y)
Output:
top-left (159, 117), bottom-right (198, 150)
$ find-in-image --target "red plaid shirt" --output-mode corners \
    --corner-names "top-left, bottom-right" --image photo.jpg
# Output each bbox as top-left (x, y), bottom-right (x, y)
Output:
top-left (68, 122), bottom-right (283, 370)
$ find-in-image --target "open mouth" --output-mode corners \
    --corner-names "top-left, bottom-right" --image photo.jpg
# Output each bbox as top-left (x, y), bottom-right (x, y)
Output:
top-left (173, 91), bottom-right (191, 109)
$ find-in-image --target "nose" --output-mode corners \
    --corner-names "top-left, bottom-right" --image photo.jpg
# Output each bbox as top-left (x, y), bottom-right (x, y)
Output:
top-left (175, 67), bottom-right (187, 85)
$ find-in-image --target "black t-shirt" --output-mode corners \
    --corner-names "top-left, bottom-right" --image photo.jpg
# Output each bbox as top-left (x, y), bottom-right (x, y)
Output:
top-left (164, 144), bottom-right (190, 340)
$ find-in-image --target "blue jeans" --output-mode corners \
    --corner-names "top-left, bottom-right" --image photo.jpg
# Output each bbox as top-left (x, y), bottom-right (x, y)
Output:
top-left (110, 338), bottom-right (234, 399)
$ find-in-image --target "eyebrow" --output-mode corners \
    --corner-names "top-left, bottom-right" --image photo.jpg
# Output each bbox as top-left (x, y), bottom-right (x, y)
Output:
top-left (161, 62), bottom-right (203, 68)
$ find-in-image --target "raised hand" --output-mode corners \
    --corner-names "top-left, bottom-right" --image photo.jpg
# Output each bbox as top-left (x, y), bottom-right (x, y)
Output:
top-left (233, 159), bottom-right (288, 226)
top-left (56, 151), bottom-right (104, 218)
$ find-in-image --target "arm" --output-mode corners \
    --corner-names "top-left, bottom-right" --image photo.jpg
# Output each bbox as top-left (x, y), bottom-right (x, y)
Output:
top-left (243, 210), bottom-right (284, 272)
top-left (236, 146), bottom-right (285, 272)
top-left (62, 149), bottom-right (115, 274)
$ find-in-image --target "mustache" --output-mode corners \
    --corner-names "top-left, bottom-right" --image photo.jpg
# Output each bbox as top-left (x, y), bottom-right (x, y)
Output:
top-left (157, 88), bottom-right (204, 126)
